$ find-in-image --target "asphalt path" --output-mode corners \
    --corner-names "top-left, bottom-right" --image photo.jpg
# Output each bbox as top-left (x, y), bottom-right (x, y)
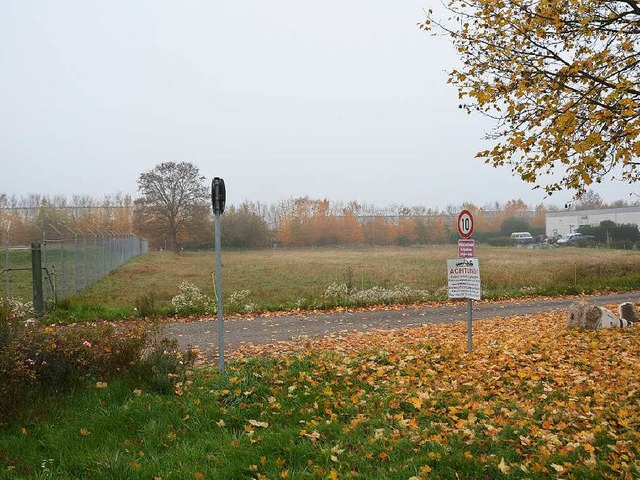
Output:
top-left (164, 291), bottom-right (640, 357)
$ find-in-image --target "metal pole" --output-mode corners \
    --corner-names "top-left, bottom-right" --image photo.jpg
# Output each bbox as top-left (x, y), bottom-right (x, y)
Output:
top-left (94, 232), bottom-right (98, 282)
top-left (49, 224), bottom-right (65, 300)
top-left (467, 298), bottom-right (473, 353)
top-left (215, 213), bottom-right (224, 372)
top-left (73, 233), bottom-right (78, 294)
top-left (4, 221), bottom-right (10, 298)
top-left (79, 230), bottom-right (87, 290)
top-left (31, 243), bottom-right (44, 317)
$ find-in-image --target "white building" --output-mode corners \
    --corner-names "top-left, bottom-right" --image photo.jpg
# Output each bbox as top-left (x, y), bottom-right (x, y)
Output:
top-left (546, 206), bottom-right (640, 237)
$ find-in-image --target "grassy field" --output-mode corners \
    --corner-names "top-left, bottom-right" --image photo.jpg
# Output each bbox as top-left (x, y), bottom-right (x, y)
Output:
top-left (2, 311), bottom-right (639, 478)
top-left (50, 245), bottom-right (640, 321)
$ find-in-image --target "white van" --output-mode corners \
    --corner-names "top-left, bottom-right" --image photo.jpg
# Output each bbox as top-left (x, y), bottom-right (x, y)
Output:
top-left (510, 232), bottom-right (534, 244)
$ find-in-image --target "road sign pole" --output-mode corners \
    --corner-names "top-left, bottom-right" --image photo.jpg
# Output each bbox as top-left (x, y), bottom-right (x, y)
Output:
top-left (467, 298), bottom-right (473, 353)
top-left (215, 212), bottom-right (224, 372)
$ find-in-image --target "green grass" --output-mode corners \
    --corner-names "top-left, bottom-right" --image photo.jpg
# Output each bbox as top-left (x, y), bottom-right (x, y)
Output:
top-left (40, 245), bottom-right (640, 322)
top-left (2, 313), bottom-right (639, 478)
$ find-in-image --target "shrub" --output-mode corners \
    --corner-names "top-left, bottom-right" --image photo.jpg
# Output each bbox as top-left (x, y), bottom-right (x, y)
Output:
top-left (0, 322), bottom-right (147, 405)
top-left (349, 285), bottom-right (431, 304)
top-left (228, 289), bottom-right (256, 313)
top-left (135, 292), bottom-right (156, 318)
top-left (171, 282), bottom-right (215, 315)
top-left (0, 320), bottom-right (196, 421)
top-left (395, 233), bottom-right (412, 246)
top-left (485, 236), bottom-right (515, 247)
top-left (133, 337), bottom-right (197, 394)
top-left (324, 282), bottom-right (349, 302)
top-left (1, 297), bottom-right (34, 352)
top-left (324, 283), bottom-right (432, 305)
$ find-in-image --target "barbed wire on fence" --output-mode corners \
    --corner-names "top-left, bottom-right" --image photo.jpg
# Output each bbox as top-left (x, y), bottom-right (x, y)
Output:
top-left (1, 222), bottom-right (148, 313)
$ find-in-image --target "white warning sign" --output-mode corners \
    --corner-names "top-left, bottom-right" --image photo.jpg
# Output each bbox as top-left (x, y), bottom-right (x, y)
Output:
top-left (447, 258), bottom-right (481, 301)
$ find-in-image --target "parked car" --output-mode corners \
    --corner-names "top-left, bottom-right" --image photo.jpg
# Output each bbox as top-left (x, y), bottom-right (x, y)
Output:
top-left (510, 232), bottom-right (534, 244)
top-left (565, 234), bottom-right (596, 246)
top-left (556, 232), bottom-right (582, 245)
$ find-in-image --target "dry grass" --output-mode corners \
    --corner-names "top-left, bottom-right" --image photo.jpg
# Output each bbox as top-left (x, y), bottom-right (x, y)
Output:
top-left (63, 245), bottom-right (640, 320)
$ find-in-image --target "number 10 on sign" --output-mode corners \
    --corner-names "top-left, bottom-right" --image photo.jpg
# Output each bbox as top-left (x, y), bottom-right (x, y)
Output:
top-left (457, 209), bottom-right (474, 239)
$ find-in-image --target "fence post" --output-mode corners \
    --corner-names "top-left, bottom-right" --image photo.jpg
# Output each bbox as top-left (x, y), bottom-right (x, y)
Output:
top-left (31, 242), bottom-right (44, 317)
top-left (4, 222), bottom-right (10, 298)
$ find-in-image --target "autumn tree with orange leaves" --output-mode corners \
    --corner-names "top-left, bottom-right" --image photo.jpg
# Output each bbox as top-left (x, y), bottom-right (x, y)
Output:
top-left (422, 0), bottom-right (640, 198)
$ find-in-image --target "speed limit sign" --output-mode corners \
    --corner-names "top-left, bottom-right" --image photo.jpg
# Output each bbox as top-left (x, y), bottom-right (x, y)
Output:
top-left (457, 210), bottom-right (474, 238)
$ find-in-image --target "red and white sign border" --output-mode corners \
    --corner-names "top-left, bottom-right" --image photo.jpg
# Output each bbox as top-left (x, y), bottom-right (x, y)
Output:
top-left (457, 209), bottom-right (474, 239)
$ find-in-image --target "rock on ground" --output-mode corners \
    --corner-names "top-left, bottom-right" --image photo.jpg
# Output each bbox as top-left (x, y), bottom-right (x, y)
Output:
top-left (619, 302), bottom-right (639, 325)
top-left (568, 301), bottom-right (626, 329)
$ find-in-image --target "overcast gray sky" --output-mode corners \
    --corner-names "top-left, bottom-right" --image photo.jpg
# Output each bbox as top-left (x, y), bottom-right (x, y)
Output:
top-left (1, 1), bottom-right (637, 209)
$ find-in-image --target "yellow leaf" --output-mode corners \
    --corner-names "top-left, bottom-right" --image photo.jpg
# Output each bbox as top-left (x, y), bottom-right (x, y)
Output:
top-left (498, 457), bottom-right (510, 474)
top-left (328, 470), bottom-right (339, 480)
top-left (407, 397), bottom-right (423, 409)
top-left (96, 382), bottom-right (108, 389)
top-left (20, 428), bottom-right (28, 436)
top-left (280, 469), bottom-right (289, 479)
top-left (79, 428), bottom-right (91, 436)
top-left (194, 472), bottom-right (205, 480)
top-left (420, 464), bottom-right (432, 476)
top-left (248, 420), bottom-right (269, 428)
top-left (551, 464), bottom-right (564, 473)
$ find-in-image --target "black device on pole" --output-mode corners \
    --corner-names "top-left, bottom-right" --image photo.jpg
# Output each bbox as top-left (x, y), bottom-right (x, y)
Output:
top-left (212, 177), bottom-right (226, 215)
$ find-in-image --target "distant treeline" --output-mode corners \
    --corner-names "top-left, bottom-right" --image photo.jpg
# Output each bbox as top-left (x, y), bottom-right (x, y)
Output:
top-left (1, 192), bottom-right (638, 249)
top-left (578, 221), bottom-right (640, 247)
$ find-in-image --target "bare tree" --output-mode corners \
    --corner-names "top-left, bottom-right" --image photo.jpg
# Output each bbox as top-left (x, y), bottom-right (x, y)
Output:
top-left (574, 190), bottom-right (604, 210)
top-left (135, 162), bottom-right (208, 252)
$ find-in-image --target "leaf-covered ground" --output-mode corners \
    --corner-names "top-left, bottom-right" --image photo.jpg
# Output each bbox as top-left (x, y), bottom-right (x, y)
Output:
top-left (228, 310), bottom-right (640, 478)
top-left (2, 310), bottom-right (639, 479)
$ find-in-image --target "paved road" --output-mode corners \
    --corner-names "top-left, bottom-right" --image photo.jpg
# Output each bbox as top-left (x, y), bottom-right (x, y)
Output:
top-left (164, 291), bottom-right (640, 357)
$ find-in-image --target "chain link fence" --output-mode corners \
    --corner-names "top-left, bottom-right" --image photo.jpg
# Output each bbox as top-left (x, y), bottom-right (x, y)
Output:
top-left (1, 223), bottom-right (148, 313)
top-left (2, 224), bottom-right (32, 303)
